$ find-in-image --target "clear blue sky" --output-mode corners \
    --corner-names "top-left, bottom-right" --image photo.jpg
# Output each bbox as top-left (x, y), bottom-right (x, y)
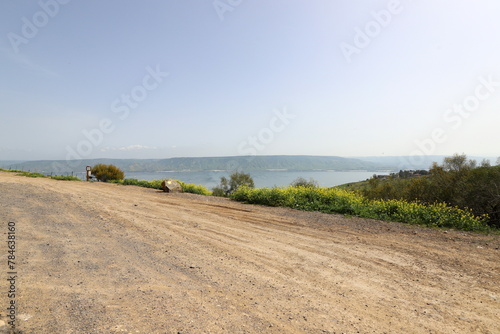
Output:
top-left (1, 0), bottom-right (499, 161)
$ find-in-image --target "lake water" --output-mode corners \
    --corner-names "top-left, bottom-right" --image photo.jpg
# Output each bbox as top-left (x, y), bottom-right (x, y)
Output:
top-left (117, 170), bottom-right (385, 189)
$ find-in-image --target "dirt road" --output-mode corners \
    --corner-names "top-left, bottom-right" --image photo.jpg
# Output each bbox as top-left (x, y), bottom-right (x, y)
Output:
top-left (0, 171), bottom-right (498, 333)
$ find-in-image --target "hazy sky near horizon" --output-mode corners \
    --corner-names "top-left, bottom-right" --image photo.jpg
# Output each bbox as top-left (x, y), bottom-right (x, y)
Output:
top-left (1, 0), bottom-right (499, 161)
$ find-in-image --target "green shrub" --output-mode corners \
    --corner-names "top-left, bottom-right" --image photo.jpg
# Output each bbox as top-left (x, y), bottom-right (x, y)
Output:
top-left (212, 187), bottom-right (226, 197)
top-left (179, 181), bottom-right (213, 196)
top-left (137, 180), bottom-right (152, 188)
top-left (213, 171), bottom-right (254, 196)
top-left (91, 164), bottom-right (125, 182)
top-left (119, 178), bottom-right (162, 189)
top-left (122, 178), bottom-right (139, 186)
top-left (148, 180), bottom-right (163, 190)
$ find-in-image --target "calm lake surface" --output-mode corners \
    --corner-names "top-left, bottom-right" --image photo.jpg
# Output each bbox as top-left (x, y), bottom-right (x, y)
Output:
top-left (118, 171), bottom-right (386, 189)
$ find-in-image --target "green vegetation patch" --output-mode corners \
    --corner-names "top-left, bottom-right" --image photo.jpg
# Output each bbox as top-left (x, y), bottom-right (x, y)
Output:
top-left (51, 175), bottom-right (81, 181)
top-left (115, 178), bottom-right (212, 195)
top-left (0, 169), bottom-right (81, 181)
top-left (230, 186), bottom-right (490, 232)
top-left (16, 171), bottom-right (49, 178)
top-left (349, 155), bottom-right (500, 229)
top-left (179, 181), bottom-right (213, 196)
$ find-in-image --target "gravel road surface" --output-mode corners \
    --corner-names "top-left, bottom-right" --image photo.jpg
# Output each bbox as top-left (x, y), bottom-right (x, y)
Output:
top-left (0, 171), bottom-right (498, 333)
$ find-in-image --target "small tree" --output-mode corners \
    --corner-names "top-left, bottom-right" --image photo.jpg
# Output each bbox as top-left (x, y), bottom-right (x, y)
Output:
top-left (91, 164), bottom-right (124, 182)
top-left (442, 153), bottom-right (476, 172)
top-left (213, 171), bottom-right (254, 196)
top-left (480, 159), bottom-right (491, 168)
top-left (290, 177), bottom-right (318, 188)
top-left (212, 176), bottom-right (230, 196)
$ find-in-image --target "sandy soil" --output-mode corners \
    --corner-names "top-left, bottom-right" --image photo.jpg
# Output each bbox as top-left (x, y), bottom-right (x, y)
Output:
top-left (0, 171), bottom-right (498, 334)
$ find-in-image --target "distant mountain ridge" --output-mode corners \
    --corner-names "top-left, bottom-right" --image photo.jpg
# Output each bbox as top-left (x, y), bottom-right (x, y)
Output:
top-left (2, 155), bottom-right (495, 175)
top-left (1, 156), bottom-right (394, 174)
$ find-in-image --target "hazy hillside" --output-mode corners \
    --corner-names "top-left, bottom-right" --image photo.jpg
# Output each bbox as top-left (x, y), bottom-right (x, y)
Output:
top-left (358, 155), bottom-right (497, 170)
top-left (0, 160), bottom-right (27, 168)
top-left (1, 156), bottom-right (392, 174)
